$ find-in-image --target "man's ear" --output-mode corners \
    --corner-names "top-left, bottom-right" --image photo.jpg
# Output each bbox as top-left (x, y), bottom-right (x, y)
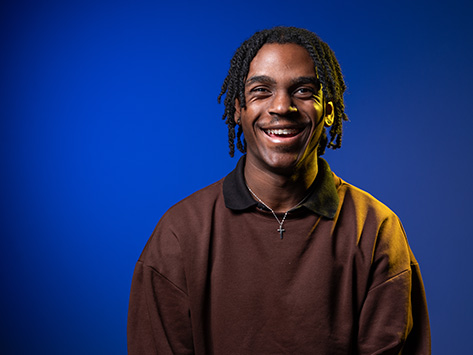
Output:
top-left (324, 101), bottom-right (335, 127)
top-left (235, 99), bottom-right (241, 125)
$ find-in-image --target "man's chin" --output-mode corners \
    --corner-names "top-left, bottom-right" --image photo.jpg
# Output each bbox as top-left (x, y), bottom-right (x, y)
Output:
top-left (261, 154), bottom-right (306, 174)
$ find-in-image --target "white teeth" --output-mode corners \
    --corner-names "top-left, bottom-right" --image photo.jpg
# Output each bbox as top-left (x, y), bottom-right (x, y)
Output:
top-left (266, 128), bottom-right (298, 135)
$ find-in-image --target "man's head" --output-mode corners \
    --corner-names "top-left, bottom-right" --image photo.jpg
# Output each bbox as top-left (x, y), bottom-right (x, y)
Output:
top-left (218, 26), bottom-right (348, 158)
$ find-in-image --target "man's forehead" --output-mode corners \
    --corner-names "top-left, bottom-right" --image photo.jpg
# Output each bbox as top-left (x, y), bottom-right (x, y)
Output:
top-left (245, 43), bottom-right (318, 82)
top-left (250, 42), bottom-right (312, 62)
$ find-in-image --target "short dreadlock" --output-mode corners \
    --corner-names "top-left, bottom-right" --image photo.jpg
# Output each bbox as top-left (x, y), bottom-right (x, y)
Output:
top-left (218, 26), bottom-right (348, 157)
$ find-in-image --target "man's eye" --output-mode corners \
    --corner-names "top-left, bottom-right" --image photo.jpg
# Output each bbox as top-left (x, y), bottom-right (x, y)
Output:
top-left (295, 88), bottom-right (315, 96)
top-left (251, 87), bottom-right (270, 93)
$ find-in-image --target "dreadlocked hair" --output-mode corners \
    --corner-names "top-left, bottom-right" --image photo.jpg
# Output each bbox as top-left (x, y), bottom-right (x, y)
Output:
top-left (217, 26), bottom-right (348, 157)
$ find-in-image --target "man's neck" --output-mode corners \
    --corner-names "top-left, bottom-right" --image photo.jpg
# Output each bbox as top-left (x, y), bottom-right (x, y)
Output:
top-left (244, 158), bottom-right (318, 213)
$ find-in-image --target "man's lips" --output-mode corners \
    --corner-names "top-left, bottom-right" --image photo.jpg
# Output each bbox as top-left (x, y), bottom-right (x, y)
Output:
top-left (263, 127), bottom-right (303, 138)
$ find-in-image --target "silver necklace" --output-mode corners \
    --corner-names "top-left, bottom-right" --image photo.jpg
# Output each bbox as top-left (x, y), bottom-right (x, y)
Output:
top-left (246, 184), bottom-right (309, 239)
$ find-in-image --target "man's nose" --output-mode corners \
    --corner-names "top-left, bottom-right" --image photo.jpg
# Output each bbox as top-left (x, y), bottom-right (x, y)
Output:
top-left (268, 91), bottom-right (297, 116)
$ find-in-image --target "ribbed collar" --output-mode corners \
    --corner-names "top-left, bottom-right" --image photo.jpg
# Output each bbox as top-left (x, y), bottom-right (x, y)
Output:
top-left (223, 155), bottom-right (339, 219)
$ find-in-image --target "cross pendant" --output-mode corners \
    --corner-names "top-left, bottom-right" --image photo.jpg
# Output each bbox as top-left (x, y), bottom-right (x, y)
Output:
top-left (277, 227), bottom-right (285, 239)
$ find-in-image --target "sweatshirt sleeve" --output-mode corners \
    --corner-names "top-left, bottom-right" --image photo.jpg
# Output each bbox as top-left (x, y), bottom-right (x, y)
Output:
top-left (127, 224), bottom-right (194, 355)
top-left (357, 217), bottom-right (431, 355)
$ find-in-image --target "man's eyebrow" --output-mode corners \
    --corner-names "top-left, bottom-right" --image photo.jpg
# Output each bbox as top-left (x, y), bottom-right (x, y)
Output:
top-left (291, 76), bottom-right (320, 87)
top-left (245, 75), bottom-right (276, 86)
top-left (245, 75), bottom-right (320, 87)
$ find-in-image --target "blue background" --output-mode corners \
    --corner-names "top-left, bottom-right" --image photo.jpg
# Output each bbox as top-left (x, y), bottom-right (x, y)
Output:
top-left (1, 0), bottom-right (472, 353)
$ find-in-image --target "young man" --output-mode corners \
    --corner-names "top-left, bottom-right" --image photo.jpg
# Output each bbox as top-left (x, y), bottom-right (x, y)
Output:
top-left (128, 26), bottom-right (431, 354)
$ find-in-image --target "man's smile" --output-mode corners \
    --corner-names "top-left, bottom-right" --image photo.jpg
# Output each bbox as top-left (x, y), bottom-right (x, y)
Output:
top-left (263, 127), bottom-right (302, 138)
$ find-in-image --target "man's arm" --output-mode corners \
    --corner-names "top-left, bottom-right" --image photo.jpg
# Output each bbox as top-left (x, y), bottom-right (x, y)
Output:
top-left (357, 218), bottom-right (431, 354)
top-left (127, 227), bottom-right (194, 354)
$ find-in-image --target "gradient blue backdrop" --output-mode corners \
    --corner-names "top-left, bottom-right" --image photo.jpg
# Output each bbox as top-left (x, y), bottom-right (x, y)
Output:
top-left (2, 0), bottom-right (472, 353)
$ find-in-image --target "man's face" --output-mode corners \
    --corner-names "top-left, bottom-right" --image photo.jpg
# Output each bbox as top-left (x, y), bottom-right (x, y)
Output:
top-left (237, 43), bottom-right (332, 176)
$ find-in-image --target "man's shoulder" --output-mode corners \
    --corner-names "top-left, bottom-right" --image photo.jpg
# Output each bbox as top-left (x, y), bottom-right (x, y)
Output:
top-left (335, 175), bottom-right (399, 221)
top-left (172, 177), bottom-right (225, 207)
top-left (160, 178), bottom-right (226, 223)
top-left (334, 176), bottom-right (410, 258)
top-left (139, 178), bottom-right (227, 264)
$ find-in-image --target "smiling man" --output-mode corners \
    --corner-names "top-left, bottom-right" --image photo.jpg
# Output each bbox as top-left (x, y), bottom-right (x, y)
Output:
top-left (128, 27), bottom-right (431, 354)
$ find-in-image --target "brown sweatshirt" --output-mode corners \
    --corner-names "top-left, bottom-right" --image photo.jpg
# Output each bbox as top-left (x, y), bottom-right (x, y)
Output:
top-left (128, 157), bottom-right (431, 354)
